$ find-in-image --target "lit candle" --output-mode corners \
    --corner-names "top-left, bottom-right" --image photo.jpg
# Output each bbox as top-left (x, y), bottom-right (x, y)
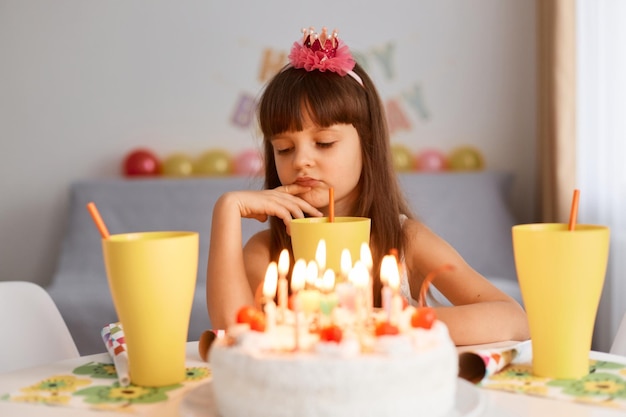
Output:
top-left (360, 242), bottom-right (373, 272)
top-left (277, 249), bottom-right (290, 323)
top-left (315, 239), bottom-right (326, 274)
top-left (301, 260), bottom-right (321, 314)
top-left (291, 259), bottom-right (307, 351)
top-left (305, 260), bottom-right (317, 287)
top-left (339, 248), bottom-right (352, 283)
top-left (291, 259), bottom-right (306, 292)
top-left (335, 248), bottom-right (355, 310)
top-left (336, 280), bottom-right (356, 311)
top-left (262, 262), bottom-right (278, 331)
top-left (380, 255), bottom-right (394, 320)
top-left (386, 256), bottom-right (403, 326)
top-left (349, 260), bottom-right (369, 330)
top-left (320, 268), bottom-right (335, 293)
top-left (360, 243), bottom-right (374, 319)
top-left (319, 269), bottom-right (338, 319)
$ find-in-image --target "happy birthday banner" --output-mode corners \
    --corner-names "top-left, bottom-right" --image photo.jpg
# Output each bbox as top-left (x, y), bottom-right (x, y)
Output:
top-left (231, 41), bottom-right (431, 138)
top-left (119, 31), bottom-right (486, 177)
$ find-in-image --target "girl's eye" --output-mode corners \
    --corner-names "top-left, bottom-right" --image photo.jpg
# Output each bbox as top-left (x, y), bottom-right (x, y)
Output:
top-left (275, 147), bottom-right (292, 155)
top-left (317, 142), bottom-right (335, 149)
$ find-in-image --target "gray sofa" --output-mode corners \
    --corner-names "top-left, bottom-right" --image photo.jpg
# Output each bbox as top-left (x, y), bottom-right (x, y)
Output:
top-left (47, 172), bottom-right (522, 354)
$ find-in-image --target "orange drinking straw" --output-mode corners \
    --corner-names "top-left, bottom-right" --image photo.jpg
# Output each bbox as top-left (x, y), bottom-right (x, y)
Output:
top-left (86, 201), bottom-right (110, 239)
top-left (568, 189), bottom-right (580, 231)
top-left (328, 187), bottom-right (335, 222)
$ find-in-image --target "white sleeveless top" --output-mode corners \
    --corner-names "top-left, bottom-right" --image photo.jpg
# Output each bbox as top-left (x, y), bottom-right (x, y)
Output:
top-left (398, 215), bottom-right (419, 306)
top-left (398, 214), bottom-right (448, 307)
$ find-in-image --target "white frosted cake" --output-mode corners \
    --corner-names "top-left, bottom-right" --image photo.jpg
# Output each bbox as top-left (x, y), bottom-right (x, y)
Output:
top-left (209, 306), bottom-right (458, 417)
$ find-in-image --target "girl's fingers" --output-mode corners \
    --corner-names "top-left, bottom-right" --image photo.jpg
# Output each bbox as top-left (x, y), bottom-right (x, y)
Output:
top-left (280, 184), bottom-right (311, 195)
top-left (236, 187), bottom-right (323, 223)
top-left (273, 186), bottom-right (323, 217)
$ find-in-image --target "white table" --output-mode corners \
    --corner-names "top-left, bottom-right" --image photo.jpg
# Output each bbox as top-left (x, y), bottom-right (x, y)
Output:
top-left (1, 341), bottom-right (625, 417)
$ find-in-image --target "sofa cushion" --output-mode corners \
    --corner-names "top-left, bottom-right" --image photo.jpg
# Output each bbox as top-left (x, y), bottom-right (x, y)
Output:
top-left (398, 171), bottom-right (518, 283)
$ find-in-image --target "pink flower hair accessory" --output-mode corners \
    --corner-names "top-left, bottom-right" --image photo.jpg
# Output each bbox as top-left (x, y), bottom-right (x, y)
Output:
top-left (288, 27), bottom-right (364, 87)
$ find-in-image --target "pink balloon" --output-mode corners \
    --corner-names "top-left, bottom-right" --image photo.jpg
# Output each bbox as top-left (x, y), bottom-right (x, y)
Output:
top-left (234, 149), bottom-right (264, 176)
top-left (415, 149), bottom-right (448, 172)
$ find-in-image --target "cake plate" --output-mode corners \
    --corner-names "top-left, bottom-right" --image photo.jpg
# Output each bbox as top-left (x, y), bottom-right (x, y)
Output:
top-left (180, 378), bottom-right (486, 417)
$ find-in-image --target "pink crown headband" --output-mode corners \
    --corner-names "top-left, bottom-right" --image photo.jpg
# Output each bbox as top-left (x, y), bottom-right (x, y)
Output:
top-left (288, 27), bottom-right (364, 87)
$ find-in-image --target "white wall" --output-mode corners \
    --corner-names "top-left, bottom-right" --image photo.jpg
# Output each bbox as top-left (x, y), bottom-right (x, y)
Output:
top-left (0, 0), bottom-right (537, 286)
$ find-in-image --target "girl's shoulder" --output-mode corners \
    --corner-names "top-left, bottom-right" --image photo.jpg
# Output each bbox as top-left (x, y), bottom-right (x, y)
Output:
top-left (244, 229), bottom-right (272, 253)
top-left (401, 217), bottom-right (444, 256)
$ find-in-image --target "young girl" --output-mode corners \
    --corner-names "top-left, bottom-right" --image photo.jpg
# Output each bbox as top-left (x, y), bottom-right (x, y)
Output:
top-left (206, 27), bottom-right (529, 345)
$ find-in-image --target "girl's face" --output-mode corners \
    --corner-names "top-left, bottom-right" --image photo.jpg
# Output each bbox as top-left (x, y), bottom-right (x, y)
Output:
top-left (270, 115), bottom-right (363, 216)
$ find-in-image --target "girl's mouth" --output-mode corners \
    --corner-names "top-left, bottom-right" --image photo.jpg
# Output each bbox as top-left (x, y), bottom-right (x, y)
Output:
top-left (294, 177), bottom-right (320, 188)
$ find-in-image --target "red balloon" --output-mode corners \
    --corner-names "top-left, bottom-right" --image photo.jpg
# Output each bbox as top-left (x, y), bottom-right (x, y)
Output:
top-left (415, 149), bottom-right (448, 172)
top-left (123, 149), bottom-right (161, 177)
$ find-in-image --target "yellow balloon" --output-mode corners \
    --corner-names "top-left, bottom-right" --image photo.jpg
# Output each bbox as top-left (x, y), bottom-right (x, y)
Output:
top-left (162, 153), bottom-right (194, 177)
top-left (448, 146), bottom-right (485, 171)
top-left (391, 144), bottom-right (414, 172)
top-left (194, 150), bottom-right (233, 176)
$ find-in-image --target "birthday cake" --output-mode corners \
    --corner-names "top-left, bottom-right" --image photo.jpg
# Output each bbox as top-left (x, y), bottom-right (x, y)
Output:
top-left (209, 305), bottom-right (459, 417)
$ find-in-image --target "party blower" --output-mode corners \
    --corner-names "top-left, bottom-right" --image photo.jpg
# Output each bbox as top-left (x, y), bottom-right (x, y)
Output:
top-left (87, 202), bottom-right (199, 387)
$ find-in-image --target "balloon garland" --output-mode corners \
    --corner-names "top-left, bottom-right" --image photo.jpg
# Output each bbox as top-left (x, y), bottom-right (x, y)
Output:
top-left (122, 144), bottom-right (484, 178)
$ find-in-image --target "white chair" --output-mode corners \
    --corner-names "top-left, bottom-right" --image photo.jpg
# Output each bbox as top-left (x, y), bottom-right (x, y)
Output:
top-left (610, 312), bottom-right (626, 356)
top-left (0, 281), bottom-right (79, 374)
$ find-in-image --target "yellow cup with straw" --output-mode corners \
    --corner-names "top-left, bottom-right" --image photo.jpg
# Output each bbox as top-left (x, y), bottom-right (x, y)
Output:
top-left (87, 203), bottom-right (198, 387)
top-left (290, 188), bottom-right (370, 274)
top-left (512, 190), bottom-right (610, 379)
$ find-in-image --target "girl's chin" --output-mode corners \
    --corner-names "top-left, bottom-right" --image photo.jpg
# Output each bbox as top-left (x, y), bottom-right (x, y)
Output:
top-left (297, 192), bottom-right (328, 212)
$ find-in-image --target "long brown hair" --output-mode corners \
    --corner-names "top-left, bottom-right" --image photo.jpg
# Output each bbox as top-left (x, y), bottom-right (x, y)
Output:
top-left (257, 63), bottom-right (414, 305)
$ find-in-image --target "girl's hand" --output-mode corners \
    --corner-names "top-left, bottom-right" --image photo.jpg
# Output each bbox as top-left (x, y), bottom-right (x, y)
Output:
top-left (227, 184), bottom-right (323, 231)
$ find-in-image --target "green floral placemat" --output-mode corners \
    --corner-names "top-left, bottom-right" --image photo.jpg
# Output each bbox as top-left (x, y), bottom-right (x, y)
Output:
top-left (1, 360), bottom-right (211, 413)
top-left (480, 359), bottom-right (626, 409)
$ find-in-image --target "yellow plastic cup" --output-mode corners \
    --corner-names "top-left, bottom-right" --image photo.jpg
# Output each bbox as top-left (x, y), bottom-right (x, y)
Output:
top-left (102, 231), bottom-right (199, 387)
top-left (290, 217), bottom-right (371, 274)
top-left (512, 223), bottom-right (610, 379)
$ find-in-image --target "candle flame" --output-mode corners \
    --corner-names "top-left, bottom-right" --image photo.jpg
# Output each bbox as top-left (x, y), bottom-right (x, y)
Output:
top-left (340, 248), bottom-right (352, 276)
top-left (349, 260), bottom-right (369, 287)
top-left (291, 259), bottom-right (307, 292)
top-left (315, 239), bottom-right (326, 271)
top-left (360, 243), bottom-right (373, 271)
top-left (278, 249), bottom-right (290, 276)
top-left (306, 260), bottom-right (319, 286)
top-left (381, 255), bottom-right (400, 290)
top-left (314, 276), bottom-right (324, 290)
top-left (263, 262), bottom-right (278, 298)
top-left (380, 255), bottom-right (393, 285)
top-left (321, 269), bottom-right (336, 292)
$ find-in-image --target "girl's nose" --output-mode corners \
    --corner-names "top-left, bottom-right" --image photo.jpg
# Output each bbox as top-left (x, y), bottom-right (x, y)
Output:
top-left (292, 147), bottom-right (314, 169)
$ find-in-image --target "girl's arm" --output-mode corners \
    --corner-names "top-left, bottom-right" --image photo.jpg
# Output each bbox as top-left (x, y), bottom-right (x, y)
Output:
top-left (403, 219), bottom-right (530, 345)
top-left (206, 186), bottom-right (322, 330)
